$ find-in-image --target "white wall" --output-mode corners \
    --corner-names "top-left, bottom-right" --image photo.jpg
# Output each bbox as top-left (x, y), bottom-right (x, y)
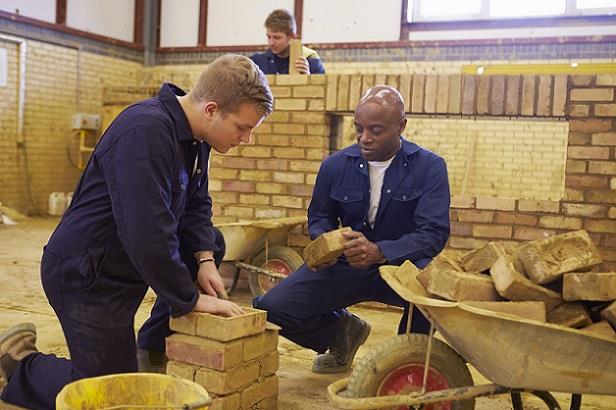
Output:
top-left (67, 0), bottom-right (134, 42)
top-left (302, 0), bottom-right (402, 43)
top-left (0, 0), bottom-right (55, 23)
top-left (206, 0), bottom-right (294, 46)
top-left (159, 0), bottom-right (200, 47)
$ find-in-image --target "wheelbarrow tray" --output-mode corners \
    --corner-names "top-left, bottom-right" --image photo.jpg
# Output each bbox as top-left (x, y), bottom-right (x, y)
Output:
top-left (217, 216), bottom-right (306, 261)
top-left (380, 262), bottom-right (616, 396)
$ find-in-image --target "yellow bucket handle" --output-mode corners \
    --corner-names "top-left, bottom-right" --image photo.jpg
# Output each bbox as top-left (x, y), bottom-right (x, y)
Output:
top-left (99, 396), bottom-right (213, 410)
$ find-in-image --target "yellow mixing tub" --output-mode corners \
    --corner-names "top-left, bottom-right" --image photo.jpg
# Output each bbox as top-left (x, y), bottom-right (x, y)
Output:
top-left (56, 373), bottom-right (212, 410)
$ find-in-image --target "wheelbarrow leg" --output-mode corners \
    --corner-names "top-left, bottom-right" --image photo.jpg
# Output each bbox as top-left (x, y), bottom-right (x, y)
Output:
top-left (225, 265), bottom-right (241, 296)
top-left (510, 390), bottom-right (561, 410)
top-left (569, 394), bottom-right (582, 410)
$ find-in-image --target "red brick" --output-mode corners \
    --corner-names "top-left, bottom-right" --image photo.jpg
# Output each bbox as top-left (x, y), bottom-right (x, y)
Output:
top-left (514, 227), bottom-right (556, 241)
top-left (565, 174), bottom-right (609, 189)
top-left (222, 181), bottom-right (255, 193)
top-left (567, 132), bottom-right (592, 145)
top-left (567, 146), bottom-right (611, 160)
top-left (166, 334), bottom-right (242, 370)
top-left (585, 219), bottom-right (616, 234)
top-left (602, 234), bottom-right (616, 247)
top-left (451, 222), bottom-right (472, 236)
top-left (288, 184), bottom-right (313, 197)
top-left (569, 119), bottom-right (613, 133)
top-left (586, 190), bottom-right (616, 203)
top-left (211, 156), bottom-right (256, 169)
top-left (257, 159), bottom-right (289, 171)
top-left (566, 159), bottom-right (587, 174)
top-left (588, 161), bottom-right (616, 175)
top-left (562, 203), bottom-right (607, 218)
top-left (494, 212), bottom-right (538, 226)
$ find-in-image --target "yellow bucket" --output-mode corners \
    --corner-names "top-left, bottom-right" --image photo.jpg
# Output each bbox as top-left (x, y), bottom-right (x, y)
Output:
top-left (56, 373), bottom-right (212, 410)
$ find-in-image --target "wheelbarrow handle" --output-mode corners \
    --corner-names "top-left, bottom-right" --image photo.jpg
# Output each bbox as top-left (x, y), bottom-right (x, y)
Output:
top-left (182, 397), bottom-right (214, 409)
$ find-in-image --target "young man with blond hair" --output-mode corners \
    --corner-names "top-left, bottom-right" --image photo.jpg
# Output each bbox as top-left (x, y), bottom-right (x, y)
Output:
top-left (0, 54), bottom-right (273, 409)
top-left (251, 9), bottom-right (325, 75)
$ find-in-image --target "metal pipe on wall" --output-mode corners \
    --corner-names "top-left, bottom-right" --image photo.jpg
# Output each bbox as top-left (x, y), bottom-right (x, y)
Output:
top-left (0, 33), bottom-right (26, 143)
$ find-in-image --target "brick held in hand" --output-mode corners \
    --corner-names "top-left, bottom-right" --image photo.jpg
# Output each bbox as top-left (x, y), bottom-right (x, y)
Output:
top-left (518, 229), bottom-right (602, 285)
top-left (303, 227), bottom-right (352, 269)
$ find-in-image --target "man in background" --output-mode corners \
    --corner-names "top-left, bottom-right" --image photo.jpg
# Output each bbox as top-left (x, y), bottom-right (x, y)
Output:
top-left (250, 9), bottom-right (325, 75)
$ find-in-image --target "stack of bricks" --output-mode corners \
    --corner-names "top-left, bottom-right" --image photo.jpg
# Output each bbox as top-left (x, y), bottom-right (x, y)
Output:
top-left (165, 308), bottom-right (279, 410)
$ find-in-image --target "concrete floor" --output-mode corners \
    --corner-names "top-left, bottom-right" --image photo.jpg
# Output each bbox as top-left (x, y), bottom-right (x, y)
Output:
top-left (0, 218), bottom-right (614, 409)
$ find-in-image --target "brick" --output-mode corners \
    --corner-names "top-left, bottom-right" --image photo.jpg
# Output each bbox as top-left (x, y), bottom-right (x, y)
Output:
top-left (270, 86), bottom-right (291, 97)
top-left (272, 195), bottom-right (304, 208)
top-left (450, 196), bottom-right (475, 209)
top-left (275, 98), bottom-right (306, 111)
top-left (265, 111), bottom-right (290, 123)
top-left (257, 134), bottom-right (289, 146)
top-left (208, 393), bottom-right (240, 410)
top-left (169, 313), bottom-right (198, 335)
top-left (166, 360), bottom-right (197, 380)
top-left (289, 135), bottom-right (327, 148)
top-left (547, 303), bottom-right (592, 328)
top-left (521, 75), bottom-right (536, 116)
top-left (571, 75), bottom-right (593, 86)
top-left (461, 75), bottom-right (476, 115)
top-left (325, 74), bottom-right (338, 111)
top-left (465, 301), bottom-right (546, 322)
top-left (293, 85), bottom-right (325, 98)
top-left (564, 271), bottom-right (616, 302)
top-left (581, 321), bottom-right (616, 340)
top-left (513, 227), bottom-right (556, 241)
top-left (308, 99), bottom-right (325, 111)
top-left (272, 171), bottom-right (304, 184)
top-left (240, 375), bottom-right (278, 409)
top-left (600, 301), bottom-right (616, 329)
top-left (568, 132), bottom-right (592, 145)
top-left (348, 75), bottom-right (362, 109)
top-left (254, 207), bottom-right (287, 219)
top-left (435, 75), bottom-right (449, 113)
top-left (589, 161), bottom-right (616, 175)
top-left (586, 190), bottom-right (616, 203)
top-left (494, 212), bottom-right (537, 226)
top-left (476, 75), bottom-right (490, 115)
top-left (276, 75), bottom-right (308, 85)
top-left (448, 75), bottom-right (462, 114)
top-left (195, 359), bottom-right (260, 395)
top-left (399, 74), bottom-right (412, 110)
top-left (289, 160), bottom-right (321, 172)
top-left (612, 177), bottom-right (616, 190)
top-left (257, 159), bottom-right (288, 171)
top-left (569, 104), bottom-right (590, 117)
top-left (337, 75), bottom-right (350, 111)
top-left (570, 88), bottom-right (614, 101)
top-left (256, 182), bottom-right (287, 194)
top-left (290, 112), bottom-right (325, 124)
top-left (539, 215), bottom-right (582, 230)
top-left (562, 203), bottom-right (606, 218)
top-left (417, 254), bottom-right (499, 301)
top-left (489, 75), bottom-right (505, 115)
top-left (592, 132), bottom-right (616, 145)
top-left (385, 74), bottom-right (400, 89)
top-left (517, 200), bottom-right (560, 213)
top-left (222, 181), bottom-right (255, 193)
top-left (224, 206), bottom-right (254, 219)
top-left (239, 194), bottom-right (270, 205)
top-left (518, 230), bottom-right (602, 285)
top-left (212, 156), bottom-right (257, 169)
top-left (448, 236), bottom-right (488, 250)
top-left (193, 308), bottom-right (267, 342)
top-left (610, 207), bottom-right (616, 219)
top-left (568, 146), bottom-right (611, 160)
top-left (360, 74), bottom-right (375, 97)
top-left (165, 334), bottom-right (242, 370)
top-left (566, 159), bottom-right (587, 174)
top-left (564, 188), bottom-right (585, 202)
top-left (596, 104), bottom-right (616, 117)
top-left (424, 75), bottom-right (438, 113)
top-left (310, 74), bottom-right (326, 85)
top-left (585, 219), bottom-right (616, 234)
top-left (505, 75), bottom-right (521, 115)
top-left (272, 147), bottom-right (305, 159)
top-left (553, 74), bottom-right (567, 116)
top-left (210, 168), bottom-right (238, 179)
top-left (259, 350), bottom-right (279, 377)
top-left (476, 197), bottom-right (516, 211)
top-left (472, 224), bottom-right (512, 239)
top-left (569, 119), bottom-right (613, 133)
top-left (306, 124), bottom-right (327, 135)
top-left (454, 210), bottom-right (494, 223)
top-left (242, 325), bottom-right (279, 361)
top-left (566, 174), bottom-right (609, 189)
top-left (303, 227), bottom-right (351, 269)
top-left (450, 222), bottom-right (471, 236)
top-left (239, 170), bottom-right (271, 182)
top-left (536, 75), bottom-right (552, 117)
top-left (411, 74), bottom-right (426, 113)
top-left (489, 256), bottom-right (563, 311)
top-left (240, 146), bottom-right (272, 158)
top-left (460, 241), bottom-right (521, 273)
top-left (273, 123), bottom-right (305, 135)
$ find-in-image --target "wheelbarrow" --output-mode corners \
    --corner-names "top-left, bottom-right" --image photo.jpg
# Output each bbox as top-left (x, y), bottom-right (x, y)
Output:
top-left (217, 216), bottom-right (306, 296)
top-left (328, 260), bottom-right (616, 410)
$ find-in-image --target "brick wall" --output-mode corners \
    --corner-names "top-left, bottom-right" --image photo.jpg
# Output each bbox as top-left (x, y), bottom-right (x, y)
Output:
top-left (0, 38), bottom-right (142, 214)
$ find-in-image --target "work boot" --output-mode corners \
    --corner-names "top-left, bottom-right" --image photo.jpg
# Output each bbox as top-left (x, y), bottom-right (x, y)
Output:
top-left (312, 313), bottom-right (371, 374)
top-left (0, 323), bottom-right (37, 381)
top-left (137, 348), bottom-right (168, 374)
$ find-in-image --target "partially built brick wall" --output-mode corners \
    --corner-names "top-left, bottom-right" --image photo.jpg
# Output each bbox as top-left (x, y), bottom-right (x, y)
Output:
top-left (208, 73), bottom-right (616, 269)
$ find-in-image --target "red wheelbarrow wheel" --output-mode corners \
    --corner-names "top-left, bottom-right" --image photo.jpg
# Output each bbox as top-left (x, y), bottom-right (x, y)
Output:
top-left (346, 334), bottom-right (475, 410)
top-left (248, 245), bottom-right (304, 296)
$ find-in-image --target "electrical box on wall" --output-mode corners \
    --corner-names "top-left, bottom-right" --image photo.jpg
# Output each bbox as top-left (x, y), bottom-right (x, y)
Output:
top-left (71, 113), bottom-right (101, 130)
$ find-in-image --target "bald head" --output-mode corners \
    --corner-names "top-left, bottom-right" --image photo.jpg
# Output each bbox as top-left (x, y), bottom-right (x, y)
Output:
top-left (358, 85), bottom-right (405, 122)
top-left (354, 85), bottom-right (407, 162)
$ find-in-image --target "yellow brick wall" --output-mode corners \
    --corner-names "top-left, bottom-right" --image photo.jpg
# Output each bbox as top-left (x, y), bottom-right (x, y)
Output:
top-left (0, 38), bottom-right (142, 214)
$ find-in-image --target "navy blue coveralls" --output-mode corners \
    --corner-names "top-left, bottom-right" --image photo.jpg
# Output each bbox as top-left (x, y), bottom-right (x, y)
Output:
top-left (1, 83), bottom-right (222, 409)
top-left (250, 49), bottom-right (325, 75)
top-left (255, 140), bottom-right (450, 353)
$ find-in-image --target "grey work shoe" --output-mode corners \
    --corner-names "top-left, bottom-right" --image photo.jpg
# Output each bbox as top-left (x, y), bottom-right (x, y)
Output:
top-left (0, 323), bottom-right (37, 381)
top-left (137, 348), bottom-right (168, 374)
top-left (312, 313), bottom-right (371, 374)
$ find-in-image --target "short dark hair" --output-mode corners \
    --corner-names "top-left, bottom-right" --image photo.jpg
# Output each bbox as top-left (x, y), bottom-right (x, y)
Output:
top-left (264, 9), bottom-right (296, 36)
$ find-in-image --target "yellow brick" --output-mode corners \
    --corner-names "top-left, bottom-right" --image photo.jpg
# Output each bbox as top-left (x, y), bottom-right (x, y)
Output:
top-left (195, 360), bottom-right (260, 395)
top-left (256, 182), bottom-right (287, 194)
top-left (306, 173), bottom-right (317, 185)
top-left (240, 146), bottom-right (272, 158)
top-left (224, 206), bottom-right (254, 219)
top-left (242, 328), bottom-right (279, 361)
top-left (293, 85), bottom-right (325, 98)
top-left (609, 207), bottom-right (616, 219)
top-left (518, 200), bottom-right (561, 213)
top-left (272, 195), bottom-right (305, 209)
top-left (289, 136), bottom-right (327, 148)
top-left (166, 360), bottom-right (197, 380)
top-left (289, 160), bottom-right (322, 172)
top-left (239, 170), bottom-right (271, 182)
top-left (539, 216), bottom-right (582, 230)
top-left (307, 124), bottom-right (328, 135)
top-left (255, 207), bottom-right (288, 219)
top-left (257, 134), bottom-right (289, 146)
top-left (240, 375), bottom-right (279, 409)
top-left (308, 99), bottom-right (325, 111)
top-left (209, 168), bottom-right (238, 179)
top-left (275, 98), bottom-right (307, 110)
top-left (208, 393), bottom-right (240, 410)
top-left (270, 86), bottom-right (292, 97)
top-left (259, 350), bottom-right (279, 377)
top-left (475, 198), bottom-right (516, 211)
top-left (272, 172), bottom-right (304, 184)
top-left (239, 194), bottom-right (271, 205)
top-left (306, 148), bottom-right (327, 160)
top-left (272, 147), bottom-right (305, 159)
top-left (570, 88), bottom-right (614, 101)
top-left (290, 112), bottom-right (326, 124)
top-left (276, 75), bottom-right (308, 85)
top-left (264, 111), bottom-right (290, 123)
top-left (472, 224), bottom-right (512, 239)
top-left (273, 123), bottom-right (305, 134)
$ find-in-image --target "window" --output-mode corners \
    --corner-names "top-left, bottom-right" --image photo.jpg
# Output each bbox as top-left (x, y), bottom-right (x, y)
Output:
top-left (408, 0), bottom-right (616, 22)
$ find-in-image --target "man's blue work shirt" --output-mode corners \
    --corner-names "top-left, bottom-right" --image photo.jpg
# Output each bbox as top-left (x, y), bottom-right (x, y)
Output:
top-left (44, 83), bottom-right (214, 319)
top-left (308, 139), bottom-right (451, 265)
top-left (250, 49), bottom-right (325, 75)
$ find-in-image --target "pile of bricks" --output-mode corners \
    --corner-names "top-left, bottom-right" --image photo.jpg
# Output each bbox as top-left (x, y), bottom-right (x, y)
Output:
top-left (418, 229), bottom-right (616, 339)
top-left (165, 308), bottom-right (279, 410)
